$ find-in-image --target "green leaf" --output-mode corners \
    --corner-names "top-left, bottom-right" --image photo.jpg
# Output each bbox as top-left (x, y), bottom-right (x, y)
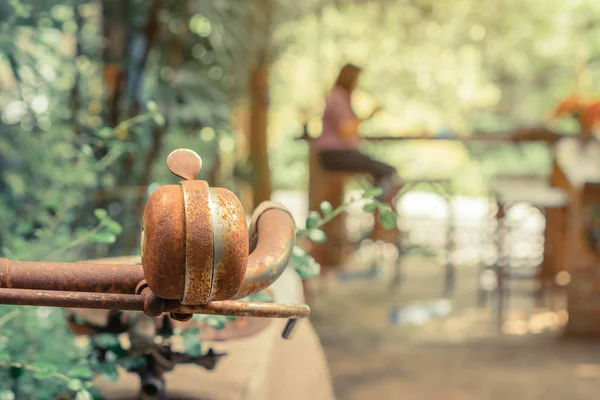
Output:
top-left (182, 326), bottom-right (200, 336)
top-left (103, 220), bottom-right (122, 235)
top-left (99, 362), bottom-right (119, 382)
top-left (307, 229), bottom-right (327, 244)
top-left (320, 201), bottom-right (333, 216)
top-left (30, 362), bottom-right (57, 371)
top-left (93, 209), bottom-right (108, 221)
top-left (290, 249), bottom-right (321, 280)
top-left (379, 211), bottom-right (397, 230)
top-left (93, 334), bottom-right (120, 349)
top-left (31, 362), bottom-right (57, 379)
top-left (363, 201), bottom-right (378, 212)
top-left (120, 356), bottom-right (147, 371)
top-left (153, 114), bottom-right (166, 127)
top-left (146, 101), bottom-right (158, 113)
top-left (33, 369), bottom-right (54, 379)
top-left (293, 246), bottom-right (307, 257)
top-left (68, 379), bottom-right (84, 391)
top-left (305, 211), bottom-right (321, 229)
top-left (205, 316), bottom-right (227, 330)
top-left (93, 232), bottom-right (116, 244)
top-left (68, 366), bottom-right (93, 379)
top-left (183, 333), bottom-right (202, 357)
top-left (75, 390), bottom-right (93, 400)
top-left (96, 127), bottom-right (114, 138)
top-left (0, 389), bottom-right (15, 400)
top-left (362, 187), bottom-right (383, 199)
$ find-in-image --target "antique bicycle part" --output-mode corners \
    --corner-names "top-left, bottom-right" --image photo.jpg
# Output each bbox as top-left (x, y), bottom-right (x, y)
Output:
top-left (0, 149), bottom-right (309, 338)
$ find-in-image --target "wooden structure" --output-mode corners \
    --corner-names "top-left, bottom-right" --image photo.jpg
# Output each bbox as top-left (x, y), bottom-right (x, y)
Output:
top-left (482, 177), bottom-right (569, 331)
top-left (299, 126), bottom-right (561, 273)
top-left (551, 137), bottom-right (600, 335)
top-left (307, 143), bottom-right (354, 269)
top-left (299, 129), bottom-right (403, 272)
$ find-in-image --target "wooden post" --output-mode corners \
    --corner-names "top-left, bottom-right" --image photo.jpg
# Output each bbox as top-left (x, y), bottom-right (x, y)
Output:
top-left (307, 144), bottom-right (349, 270)
top-left (550, 137), bottom-right (600, 336)
top-left (249, 63), bottom-right (273, 208)
top-left (248, 0), bottom-right (274, 209)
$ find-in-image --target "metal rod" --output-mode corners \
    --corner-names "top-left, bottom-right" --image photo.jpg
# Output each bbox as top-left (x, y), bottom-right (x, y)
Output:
top-left (0, 258), bottom-right (144, 294)
top-left (0, 288), bottom-right (310, 319)
top-left (281, 319), bottom-right (298, 339)
top-left (496, 202), bottom-right (507, 333)
top-left (234, 208), bottom-right (296, 299)
top-left (171, 300), bottom-right (310, 319)
top-left (0, 288), bottom-right (144, 310)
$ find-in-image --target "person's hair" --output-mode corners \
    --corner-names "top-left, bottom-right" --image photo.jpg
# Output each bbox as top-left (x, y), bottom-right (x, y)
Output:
top-left (334, 63), bottom-right (362, 93)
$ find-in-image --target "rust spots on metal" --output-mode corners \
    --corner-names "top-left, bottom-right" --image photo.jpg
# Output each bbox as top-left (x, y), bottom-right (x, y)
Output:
top-left (167, 149), bottom-right (203, 181)
top-left (0, 288), bottom-right (144, 311)
top-left (209, 187), bottom-right (248, 301)
top-left (180, 180), bottom-right (213, 305)
top-left (171, 299), bottom-right (310, 319)
top-left (234, 207), bottom-right (296, 299)
top-left (0, 258), bottom-right (144, 294)
top-left (141, 185), bottom-right (186, 299)
top-left (141, 287), bottom-right (166, 317)
top-left (0, 277), bottom-right (310, 319)
top-left (0, 149), bottom-right (311, 322)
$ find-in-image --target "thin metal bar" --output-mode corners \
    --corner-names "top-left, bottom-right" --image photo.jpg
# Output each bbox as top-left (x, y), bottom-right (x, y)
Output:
top-left (172, 300), bottom-right (310, 319)
top-left (496, 202), bottom-right (507, 333)
top-left (0, 288), bottom-right (144, 310)
top-left (0, 258), bottom-right (144, 294)
top-left (0, 288), bottom-right (310, 319)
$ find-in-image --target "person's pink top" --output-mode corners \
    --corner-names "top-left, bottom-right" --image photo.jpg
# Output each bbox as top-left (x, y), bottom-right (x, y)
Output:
top-left (313, 87), bottom-right (360, 151)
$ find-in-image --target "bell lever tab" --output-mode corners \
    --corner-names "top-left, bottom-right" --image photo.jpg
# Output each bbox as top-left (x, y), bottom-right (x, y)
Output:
top-left (167, 149), bottom-right (203, 181)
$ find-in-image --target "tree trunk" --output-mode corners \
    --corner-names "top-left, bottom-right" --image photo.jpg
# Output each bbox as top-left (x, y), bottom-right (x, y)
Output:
top-left (247, 0), bottom-right (275, 209)
top-left (248, 63), bottom-right (272, 208)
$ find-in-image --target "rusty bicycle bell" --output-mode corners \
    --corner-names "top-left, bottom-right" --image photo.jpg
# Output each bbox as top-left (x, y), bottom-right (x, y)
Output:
top-left (141, 149), bottom-right (249, 305)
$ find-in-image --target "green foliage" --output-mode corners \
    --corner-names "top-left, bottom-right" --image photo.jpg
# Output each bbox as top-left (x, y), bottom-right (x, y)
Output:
top-left (292, 187), bottom-right (400, 279)
top-left (0, 0), bottom-right (259, 395)
top-left (290, 246), bottom-right (321, 280)
top-left (182, 327), bottom-right (203, 357)
top-left (3, 0), bottom-right (585, 396)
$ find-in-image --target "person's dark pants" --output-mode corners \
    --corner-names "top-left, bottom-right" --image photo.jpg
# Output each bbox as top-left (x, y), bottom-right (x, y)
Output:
top-left (318, 149), bottom-right (396, 185)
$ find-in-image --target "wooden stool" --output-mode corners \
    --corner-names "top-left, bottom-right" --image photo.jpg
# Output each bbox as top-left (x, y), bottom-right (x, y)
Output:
top-left (307, 145), bottom-right (353, 271)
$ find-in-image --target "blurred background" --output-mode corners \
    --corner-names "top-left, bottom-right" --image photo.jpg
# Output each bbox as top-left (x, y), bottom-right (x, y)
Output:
top-left (1, 0), bottom-right (600, 399)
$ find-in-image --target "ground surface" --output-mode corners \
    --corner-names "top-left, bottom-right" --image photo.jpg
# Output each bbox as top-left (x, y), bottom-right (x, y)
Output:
top-left (309, 256), bottom-right (600, 400)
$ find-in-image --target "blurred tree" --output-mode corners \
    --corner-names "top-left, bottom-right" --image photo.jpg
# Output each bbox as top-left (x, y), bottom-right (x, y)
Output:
top-left (0, 0), bottom-right (269, 396)
top-left (2, 0), bottom-right (600, 396)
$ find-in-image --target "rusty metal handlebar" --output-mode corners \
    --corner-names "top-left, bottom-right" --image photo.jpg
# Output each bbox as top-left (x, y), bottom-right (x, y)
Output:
top-left (0, 149), bottom-right (310, 338)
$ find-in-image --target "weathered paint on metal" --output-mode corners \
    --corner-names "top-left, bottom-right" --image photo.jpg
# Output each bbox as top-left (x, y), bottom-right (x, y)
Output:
top-left (234, 208), bottom-right (296, 299)
top-left (0, 286), bottom-right (310, 319)
top-left (209, 187), bottom-right (249, 301)
top-left (0, 288), bottom-right (144, 310)
top-left (180, 179), bottom-right (214, 304)
top-left (0, 258), bottom-right (144, 294)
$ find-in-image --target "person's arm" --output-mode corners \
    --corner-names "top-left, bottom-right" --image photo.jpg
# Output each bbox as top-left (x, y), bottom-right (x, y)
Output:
top-left (333, 91), bottom-right (382, 141)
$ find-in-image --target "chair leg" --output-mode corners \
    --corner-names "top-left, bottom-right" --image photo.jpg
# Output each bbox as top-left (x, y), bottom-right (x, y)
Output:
top-left (443, 262), bottom-right (455, 298)
top-left (497, 266), bottom-right (505, 333)
top-left (390, 251), bottom-right (402, 293)
top-left (476, 267), bottom-right (489, 307)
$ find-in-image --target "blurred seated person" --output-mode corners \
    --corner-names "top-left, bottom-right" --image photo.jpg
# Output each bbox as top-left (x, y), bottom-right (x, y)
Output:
top-left (314, 63), bottom-right (403, 201)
